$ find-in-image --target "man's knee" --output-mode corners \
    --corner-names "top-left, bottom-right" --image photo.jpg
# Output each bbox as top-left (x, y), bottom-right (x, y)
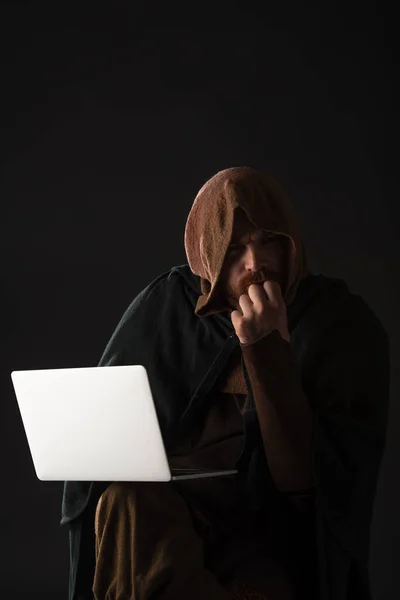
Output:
top-left (99, 481), bottom-right (173, 506)
top-left (95, 481), bottom-right (175, 528)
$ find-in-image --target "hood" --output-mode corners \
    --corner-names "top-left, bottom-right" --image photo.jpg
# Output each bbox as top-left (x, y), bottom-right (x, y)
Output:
top-left (184, 166), bottom-right (310, 317)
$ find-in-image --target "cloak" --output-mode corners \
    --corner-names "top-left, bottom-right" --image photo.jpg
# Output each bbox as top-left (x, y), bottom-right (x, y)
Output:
top-left (61, 168), bottom-right (390, 600)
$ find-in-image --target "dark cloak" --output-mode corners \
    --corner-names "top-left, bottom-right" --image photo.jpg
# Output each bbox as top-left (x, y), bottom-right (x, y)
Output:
top-left (61, 168), bottom-right (390, 600)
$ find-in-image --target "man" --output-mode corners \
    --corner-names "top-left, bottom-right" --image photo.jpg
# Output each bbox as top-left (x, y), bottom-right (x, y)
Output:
top-left (61, 167), bottom-right (390, 600)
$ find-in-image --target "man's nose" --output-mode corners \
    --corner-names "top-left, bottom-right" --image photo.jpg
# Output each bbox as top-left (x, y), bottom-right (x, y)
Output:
top-left (244, 245), bottom-right (263, 272)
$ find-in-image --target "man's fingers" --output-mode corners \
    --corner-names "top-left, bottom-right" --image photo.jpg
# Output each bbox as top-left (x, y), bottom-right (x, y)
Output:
top-left (230, 309), bottom-right (242, 325)
top-left (238, 293), bottom-right (253, 315)
top-left (263, 280), bottom-right (282, 303)
top-left (247, 283), bottom-right (268, 308)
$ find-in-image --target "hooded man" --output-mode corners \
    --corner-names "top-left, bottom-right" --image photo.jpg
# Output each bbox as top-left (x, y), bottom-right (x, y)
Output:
top-left (61, 167), bottom-right (390, 600)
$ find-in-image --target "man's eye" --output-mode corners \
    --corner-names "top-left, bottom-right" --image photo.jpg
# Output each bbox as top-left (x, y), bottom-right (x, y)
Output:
top-left (228, 244), bottom-right (240, 254)
top-left (262, 233), bottom-right (276, 243)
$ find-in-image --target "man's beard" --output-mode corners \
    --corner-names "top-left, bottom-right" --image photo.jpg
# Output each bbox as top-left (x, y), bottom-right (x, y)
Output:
top-left (225, 268), bottom-right (283, 307)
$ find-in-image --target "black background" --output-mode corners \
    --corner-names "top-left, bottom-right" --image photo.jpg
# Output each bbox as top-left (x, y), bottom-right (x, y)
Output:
top-left (1, 2), bottom-right (398, 599)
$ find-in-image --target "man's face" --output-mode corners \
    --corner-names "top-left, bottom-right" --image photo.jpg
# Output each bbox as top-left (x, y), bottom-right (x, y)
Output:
top-left (219, 208), bottom-right (289, 310)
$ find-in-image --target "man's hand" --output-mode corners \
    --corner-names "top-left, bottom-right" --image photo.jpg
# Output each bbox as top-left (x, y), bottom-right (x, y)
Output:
top-left (230, 280), bottom-right (290, 345)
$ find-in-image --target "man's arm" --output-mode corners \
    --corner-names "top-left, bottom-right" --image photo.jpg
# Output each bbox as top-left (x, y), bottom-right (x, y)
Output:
top-left (240, 295), bottom-right (390, 554)
top-left (240, 328), bottom-right (314, 493)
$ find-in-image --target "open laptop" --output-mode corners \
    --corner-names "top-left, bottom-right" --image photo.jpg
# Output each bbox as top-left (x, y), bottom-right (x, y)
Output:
top-left (11, 365), bottom-right (238, 482)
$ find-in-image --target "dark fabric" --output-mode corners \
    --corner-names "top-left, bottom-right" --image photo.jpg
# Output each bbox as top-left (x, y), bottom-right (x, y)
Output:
top-left (61, 266), bottom-right (390, 600)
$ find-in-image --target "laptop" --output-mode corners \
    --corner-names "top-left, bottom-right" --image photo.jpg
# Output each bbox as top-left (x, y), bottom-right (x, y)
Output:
top-left (11, 365), bottom-right (238, 482)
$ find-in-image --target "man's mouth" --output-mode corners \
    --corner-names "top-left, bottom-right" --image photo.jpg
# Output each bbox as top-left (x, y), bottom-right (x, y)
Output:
top-left (246, 274), bottom-right (279, 287)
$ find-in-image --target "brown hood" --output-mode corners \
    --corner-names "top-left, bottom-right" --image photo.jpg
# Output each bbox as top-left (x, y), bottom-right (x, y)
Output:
top-left (184, 166), bottom-right (309, 317)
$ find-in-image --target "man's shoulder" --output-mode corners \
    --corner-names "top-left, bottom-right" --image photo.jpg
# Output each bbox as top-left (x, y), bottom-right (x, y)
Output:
top-left (301, 271), bottom-right (375, 317)
top-left (299, 271), bottom-right (388, 344)
top-left (98, 265), bottom-right (202, 365)
top-left (289, 272), bottom-right (348, 332)
top-left (302, 271), bottom-right (349, 300)
top-left (114, 265), bottom-right (200, 328)
top-left (142, 264), bottom-right (200, 295)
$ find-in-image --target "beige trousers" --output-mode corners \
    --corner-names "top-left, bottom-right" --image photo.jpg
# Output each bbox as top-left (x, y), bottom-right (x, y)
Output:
top-left (93, 481), bottom-right (295, 600)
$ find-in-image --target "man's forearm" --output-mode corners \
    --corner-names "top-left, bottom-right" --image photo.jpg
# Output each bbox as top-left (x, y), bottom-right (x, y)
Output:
top-left (241, 329), bottom-right (315, 492)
